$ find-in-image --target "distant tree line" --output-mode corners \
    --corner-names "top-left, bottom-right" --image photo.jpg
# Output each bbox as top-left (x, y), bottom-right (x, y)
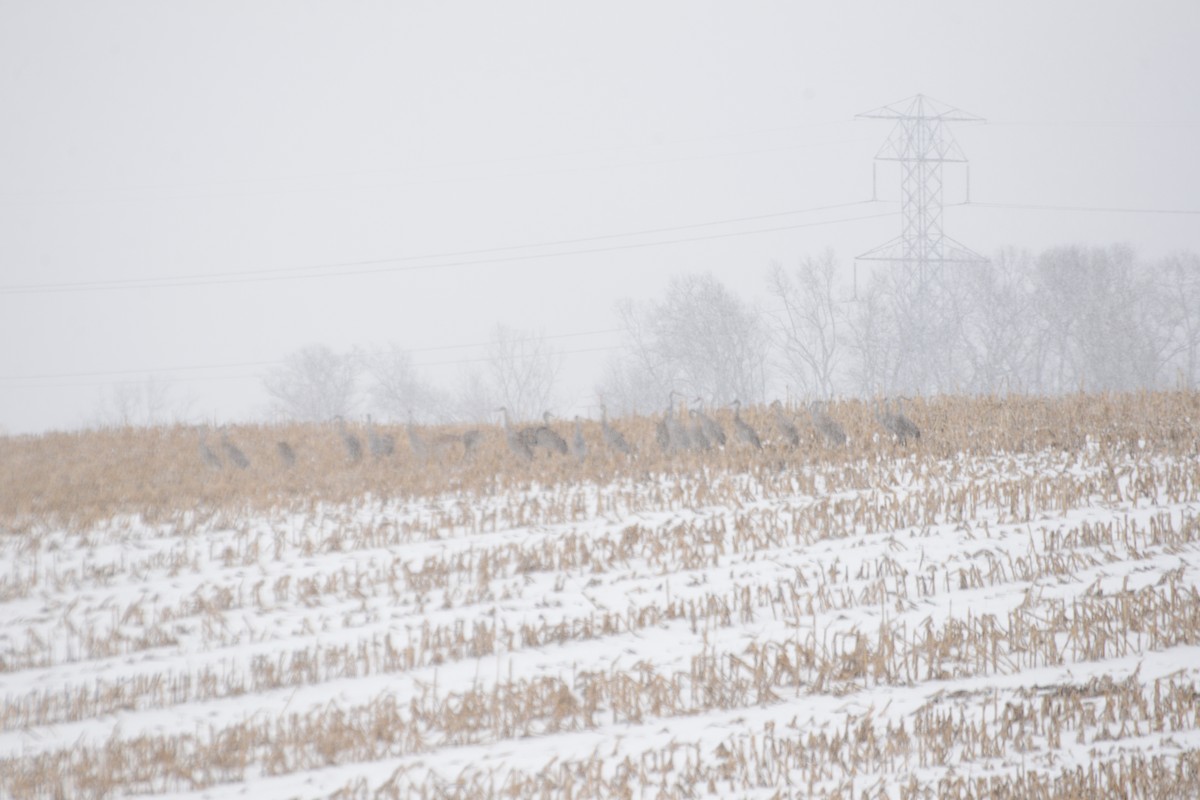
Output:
top-left (261, 245), bottom-right (1200, 424)
top-left (600, 244), bottom-right (1200, 413)
top-left (262, 325), bottom-right (560, 424)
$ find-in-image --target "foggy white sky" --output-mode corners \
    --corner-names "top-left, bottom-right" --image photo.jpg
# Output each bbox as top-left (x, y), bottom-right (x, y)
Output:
top-left (2, 1), bottom-right (1199, 433)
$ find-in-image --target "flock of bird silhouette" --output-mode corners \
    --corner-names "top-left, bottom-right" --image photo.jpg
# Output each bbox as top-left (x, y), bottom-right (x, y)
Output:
top-left (196, 396), bottom-right (919, 470)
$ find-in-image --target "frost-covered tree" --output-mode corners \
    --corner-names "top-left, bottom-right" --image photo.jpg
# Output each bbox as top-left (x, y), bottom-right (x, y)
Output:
top-left (364, 345), bottom-right (450, 423)
top-left (958, 249), bottom-right (1040, 395)
top-left (1032, 245), bottom-right (1159, 393)
top-left (1149, 252), bottom-right (1200, 389)
top-left (486, 325), bottom-right (560, 421)
top-left (446, 368), bottom-right (488, 424)
top-left (604, 273), bottom-right (769, 410)
top-left (843, 274), bottom-right (898, 397)
top-left (768, 252), bottom-right (844, 399)
top-left (262, 344), bottom-right (359, 422)
top-left (90, 375), bottom-right (193, 428)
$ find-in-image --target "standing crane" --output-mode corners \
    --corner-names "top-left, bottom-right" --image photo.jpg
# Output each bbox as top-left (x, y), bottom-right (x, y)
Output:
top-left (497, 406), bottom-right (533, 462)
top-left (197, 426), bottom-right (222, 470)
top-left (687, 409), bottom-right (712, 451)
top-left (219, 426), bottom-right (250, 469)
top-left (406, 411), bottom-right (430, 462)
top-left (600, 404), bottom-right (633, 456)
top-left (729, 399), bottom-right (762, 450)
top-left (276, 440), bottom-right (297, 467)
top-left (770, 400), bottom-right (800, 448)
top-left (366, 414), bottom-right (395, 458)
top-left (335, 416), bottom-right (363, 463)
top-left (892, 398), bottom-right (921, 442)
top-left (570, 416), bottom-right (588, 463)
top-left (663, 391), bottom-right (692, 452)
top-left (691, 397), bottom-right (726, 447)
top-left (808, 401), bottom-right (847, 447)
top-left (875, 398), bottom-right (920, 444)
top-left (524, 412), bottom-right (569, 456)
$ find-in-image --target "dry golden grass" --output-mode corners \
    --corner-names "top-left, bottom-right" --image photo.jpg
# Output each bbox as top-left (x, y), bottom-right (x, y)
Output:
top-left (3, 391), bottom-right (1200, 799)
top-left (3, 391), bottom-right (1198, 533)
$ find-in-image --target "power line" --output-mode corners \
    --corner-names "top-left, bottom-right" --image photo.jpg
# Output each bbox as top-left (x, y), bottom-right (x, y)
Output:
top-left (0, 328), bottom-right (626, 385)
top-left (961, 201), bottom-right (1200, 216)
top-left (0, 359), bottom-right (280, 382)
top-left (417, 344), bottom-right (623, 369)
top-left (19, 136), bottom-right (876, 205)
top-left (986, 119), bottom-right (1200, 128)
top-left (0, 344), bottom-right (628, 391)
top-left (0, 119), bottom-right (862, 203)
top-left (1, 199), bottom-right (873, 292)
top-left (0, 203), bottom-right (893, 295)
top-left (0, 372), bottom-right (267, 392)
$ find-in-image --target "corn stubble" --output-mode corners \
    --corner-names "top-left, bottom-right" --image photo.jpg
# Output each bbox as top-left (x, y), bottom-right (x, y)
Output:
top-left (2, 391), bottom-right (1200, 798)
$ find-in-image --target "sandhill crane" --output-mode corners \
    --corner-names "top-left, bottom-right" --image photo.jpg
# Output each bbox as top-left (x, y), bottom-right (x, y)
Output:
top-left (875, 399), bottom-right (920, 444)
top-left (570, 416), bottom-right (588, 463)
top-left (366, 414), bottom-right (395, 458)
top-left (525, 412), bottom-right (569, 456)
top-left (219, 427), bottom-right (249, 469)
top-left (663, 391), bottom-right (692, 452)
top-left (497, 406), bottom-right (533, 462)
top-left (808, 401), bottom-right (847, 447)
top-left (655, 415), bottom-right (670, 452)
top-left (893, 398), bottom-right (921, 442)
top-left (405, 411), bottom-right (430, 462)
top-left (276, 440), bottom-right (296, 467)
top-left (600, 404), bottom-right (633, 456)
top-left (687, 409), bottom-right (712, 451)
top-left (461, 429), bottom-right (482, 459)
top-left (691, 397), bottom-right (726, 447)
top-left (197, 426), bottom-right (222, 470)
top-left (729, 399), bottom-right (762, 450)
top-left (770, 400), bottom-right (800, 448)
top-left (335, 416), bottom-right (363, 463)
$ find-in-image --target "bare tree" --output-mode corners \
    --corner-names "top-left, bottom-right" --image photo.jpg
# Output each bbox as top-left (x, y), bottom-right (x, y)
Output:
top-left (451, 367), bottom-right (495, 424)
top-left (263, 344), bottom-right (359, 422)
top-left (596, 316), bottom-right (664, 417)
top-left (487, 325), bottom-right (561, 421)
top-left (603, 273), bottom-right (769, 408)
top-left (1149, 252), bottom-right (1200, 389)
top-left (843, 276), bottom-right (898, 397)
top-left (1032, 245), bottom-right (1159, 393)
top-left (958, 248), bottom-right (1040, 395)
top-left (832, 244), bottom-right (1200, 400)
top-left (91, 375), bottom-right (194, 428)
top-left (364, 345), bottom-right (450, 423)
top-left (768, 251), bottom-right (844, 399)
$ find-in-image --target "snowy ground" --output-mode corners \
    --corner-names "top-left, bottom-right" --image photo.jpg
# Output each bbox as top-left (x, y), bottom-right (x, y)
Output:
top-left (3, 439), bottom-right (1200, 798)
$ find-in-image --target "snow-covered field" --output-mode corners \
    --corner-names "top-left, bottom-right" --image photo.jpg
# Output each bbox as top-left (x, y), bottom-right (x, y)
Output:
top-left (3, 407), bottom-right (1200, 797)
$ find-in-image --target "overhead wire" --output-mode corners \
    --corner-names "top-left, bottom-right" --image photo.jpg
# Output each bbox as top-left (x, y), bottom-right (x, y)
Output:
top-left (0, 329), bottom-right (627, 387)
top-left (0, 129), bottom-right (871, 205)
top-left (6, 191), bottom-right (1198, 388)
top-left (0, 345), bottom-right (629, 391)
top-left (958, 201), bottom-right (1200, 216)
top-left (0, 201), bottom-right (891, 294)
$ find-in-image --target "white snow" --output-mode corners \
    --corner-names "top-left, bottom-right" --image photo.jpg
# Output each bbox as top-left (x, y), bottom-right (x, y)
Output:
top-left (3, 444), bottom-right (1200, 797)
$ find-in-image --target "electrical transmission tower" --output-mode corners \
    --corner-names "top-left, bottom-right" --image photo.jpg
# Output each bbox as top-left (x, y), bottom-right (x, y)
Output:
top-left (857, 94), bottom-right (986, 278)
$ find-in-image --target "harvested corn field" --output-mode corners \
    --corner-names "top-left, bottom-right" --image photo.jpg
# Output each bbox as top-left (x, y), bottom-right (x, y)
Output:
top-left (3, 392), bottom-right (1200, 798)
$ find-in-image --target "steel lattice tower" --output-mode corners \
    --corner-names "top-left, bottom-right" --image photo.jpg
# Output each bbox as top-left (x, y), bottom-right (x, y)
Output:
top-left (857, 94), bottom-right (986, 277)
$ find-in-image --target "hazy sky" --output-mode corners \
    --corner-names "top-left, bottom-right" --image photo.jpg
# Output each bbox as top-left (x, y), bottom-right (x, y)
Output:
top-left (2, 1), bottom-right (1199, 433)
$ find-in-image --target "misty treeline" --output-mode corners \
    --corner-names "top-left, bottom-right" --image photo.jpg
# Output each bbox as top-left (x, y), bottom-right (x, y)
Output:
top-left (262, 325), bottom-right (559, 424)
top-left (262, 244), bottom-right (1200, 423)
